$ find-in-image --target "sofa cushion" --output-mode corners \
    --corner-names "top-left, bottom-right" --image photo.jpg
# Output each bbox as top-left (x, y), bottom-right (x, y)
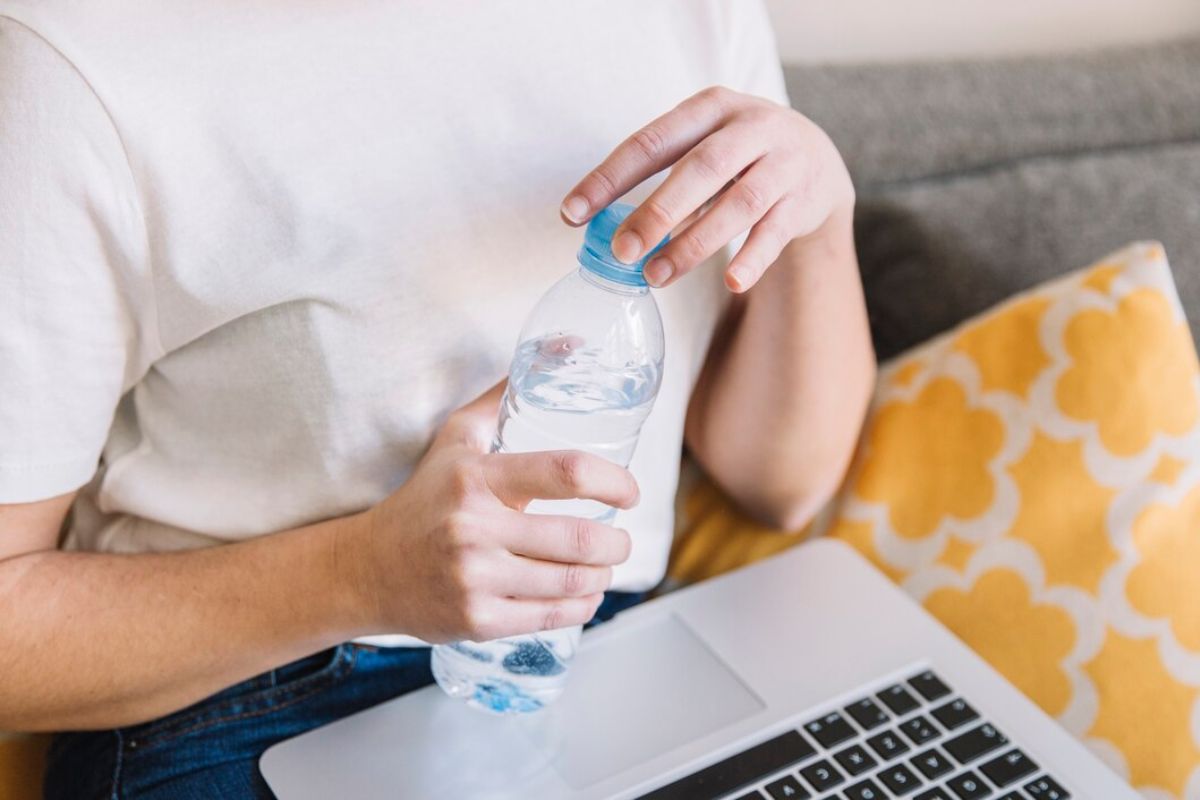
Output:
top-left (785, 38), bottom-right (1200, 359)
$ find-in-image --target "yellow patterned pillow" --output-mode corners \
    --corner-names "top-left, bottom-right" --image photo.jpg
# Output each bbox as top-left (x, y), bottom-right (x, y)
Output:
top-left (0, 733), bottom-right (46, 800)
top-left (670, 242), bottom-right (1200, 799)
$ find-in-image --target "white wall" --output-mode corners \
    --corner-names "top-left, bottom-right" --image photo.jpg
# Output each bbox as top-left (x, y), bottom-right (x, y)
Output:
top-left (764, 0), bottom-right (1200, 63)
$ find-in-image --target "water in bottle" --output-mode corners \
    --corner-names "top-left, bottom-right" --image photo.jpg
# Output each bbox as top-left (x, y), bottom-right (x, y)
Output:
top-left (431, 202), bottom-right (667, 713)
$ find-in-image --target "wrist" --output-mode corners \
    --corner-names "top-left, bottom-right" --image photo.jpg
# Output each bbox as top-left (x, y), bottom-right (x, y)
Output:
top-left (785, 201), bottom-right (857, 276)
top-left (324, 508), bottom-right (386, 637)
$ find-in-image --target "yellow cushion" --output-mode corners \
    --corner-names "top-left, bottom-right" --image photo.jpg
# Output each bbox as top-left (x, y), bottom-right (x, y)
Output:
top-left (0, 734), bottom-right (48, 800)
top-left (670, 242), bottom-right (1200, 798)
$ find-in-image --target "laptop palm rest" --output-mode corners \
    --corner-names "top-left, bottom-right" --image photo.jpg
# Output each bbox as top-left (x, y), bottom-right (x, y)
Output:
top-left (263, 613), bottom-right (762, 798)
top-left (526, 613), bottom-right (764, 788)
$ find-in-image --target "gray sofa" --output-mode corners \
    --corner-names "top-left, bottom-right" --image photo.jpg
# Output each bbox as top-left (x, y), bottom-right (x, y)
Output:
top-left (784, 38), bottom-right (1200, 360)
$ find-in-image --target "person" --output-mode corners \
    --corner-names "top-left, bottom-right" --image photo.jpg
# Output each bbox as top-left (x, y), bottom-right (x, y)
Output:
top-left (0, 1), bottom-right (875, 796)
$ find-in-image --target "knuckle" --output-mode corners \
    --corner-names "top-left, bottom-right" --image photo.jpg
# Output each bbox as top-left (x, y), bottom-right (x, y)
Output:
top-left (444, 589), bottom-right (478, 639)
top-left (691, 144), bottom-right (731, 183)
top-left (740, 104), bottom-right (779, 127)
top-left (456, 551), bottom-right (486, 587)
top-left (460, 596), bottom-right (494, 639)
top-left (759, 218), bottom-right (791, 250)
top-left (570, 518), bottom-right (595, 561)
top-left (554, 451), bottom-right (587, 492)
top-left (561, 563), bottom-right (585, 596)
top-left (676, 228), bottom-right (709, 263)
top-left (732, 181), bottom-right (770, 217)
top-left (542, 603), bottom-right (566, 632)
top-left (630, 125), bottom-right (668, 163)
top-left (446, 460), bottom-right (478, 500)
top-left (443, 511), bottom-right (478, 549)
top-left (589, 165), bottom-right (619, 199)
top-left (639, 197), bottom-right (675, 231)
top-left (445, 548), bottom-right (472, 588)
top-left (698, 85), bottom-right (730, 106)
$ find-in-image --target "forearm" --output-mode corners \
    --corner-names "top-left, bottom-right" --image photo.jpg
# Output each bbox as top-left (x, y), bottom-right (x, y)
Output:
top-left (0, 512), bottom-right (369, 731)
top-left (686, 211), bottom-right (876, 528)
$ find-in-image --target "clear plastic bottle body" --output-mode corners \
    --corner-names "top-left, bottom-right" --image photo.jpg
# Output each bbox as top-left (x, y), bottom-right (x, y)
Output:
top-left (431, 266), bottom-right (665, 714)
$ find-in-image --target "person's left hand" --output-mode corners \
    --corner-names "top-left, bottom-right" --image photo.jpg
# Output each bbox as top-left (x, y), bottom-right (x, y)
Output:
top-left (560, 86), bottom-right (855, 293)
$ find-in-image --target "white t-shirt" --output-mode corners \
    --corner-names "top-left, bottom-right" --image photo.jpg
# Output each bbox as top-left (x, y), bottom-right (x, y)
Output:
top-left (0, 3), bottom-right (788, 610)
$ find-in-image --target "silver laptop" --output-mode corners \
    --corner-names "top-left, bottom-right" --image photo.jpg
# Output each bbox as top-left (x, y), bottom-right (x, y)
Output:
top-left (261, 538), bottom-right (1136, 799)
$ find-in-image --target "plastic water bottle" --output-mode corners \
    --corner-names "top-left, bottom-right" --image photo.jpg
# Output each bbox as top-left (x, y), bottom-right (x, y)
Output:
top-left (431, 203), bottom-right (667, 714)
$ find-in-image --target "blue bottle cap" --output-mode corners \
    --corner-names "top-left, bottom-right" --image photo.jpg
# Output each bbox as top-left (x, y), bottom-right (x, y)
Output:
top-left (577, 202), bottom-right (669, 287)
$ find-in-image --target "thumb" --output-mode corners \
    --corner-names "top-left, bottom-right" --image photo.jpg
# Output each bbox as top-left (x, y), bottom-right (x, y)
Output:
top-left (440, 377), bottom-right (507, 451)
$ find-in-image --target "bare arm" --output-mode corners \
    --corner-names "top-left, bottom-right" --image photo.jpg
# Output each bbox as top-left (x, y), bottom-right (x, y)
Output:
top-left (684, 212), bottom-right (875, 528)
top-left (562, 87), bottom-right (875, 529)
top-left (0, 383), bottom-right (637, 731)
top-left (0, 497), bottom-right (367, 730)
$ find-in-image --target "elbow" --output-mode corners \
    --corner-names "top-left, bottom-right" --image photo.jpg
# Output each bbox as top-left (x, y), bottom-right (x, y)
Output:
top-left (737, 404), bottom-right (872, 532)
top-left (698, 357), bottom-right (877, 532)
top-left (743, 471), bottom-right (842, 532)
top-left (750, 501), bottom-right (813, 533)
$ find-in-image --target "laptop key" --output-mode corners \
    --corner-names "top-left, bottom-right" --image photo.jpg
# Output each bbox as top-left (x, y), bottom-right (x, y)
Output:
top-left (734, 792), bottom-right (769, 800)
top-left (930, 699), bottom-right (980, 731)
top-left (844, 697), bottom-right (890, 731)
top-left (878, 684), bottom-right (921, 716)
top-left (943, 723), bottom-right (1008, 764)
top-left (914, 790), bottom-right (954, 800)
top-left (907, 670), bottom-right (952, 702)
top-left (804, 713), bottom-right (857, 749)
top-left (877, 763), bottom-right (922, 795)
top-left (766, 774), bottom-right (812, 799)
top-left (866, 729), bottom-right (911, 760)
top-left (799, 759), bottom-right (845, 792)
top-left (636, 729), bottom-right (816, 800)
top-left (843, 779), bottom-right (887, 800)
top-left (833, 744), bottom-right (878, 777)
top-left (995, 794), bottom-right (1025, 800)
top-left (945, 770), bottom-right (990, 800)
top-left (1024, 775), bottom-right (1071, 799)
top-left (899, 715), bottom-right (941, 746)
top-left (980, 748), bottom-right (1039, 787)
top-left (910, 748), bottom-right (954, 780)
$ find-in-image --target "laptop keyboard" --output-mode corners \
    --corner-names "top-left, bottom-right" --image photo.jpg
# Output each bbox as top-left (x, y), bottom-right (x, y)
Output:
top-left (637, 669), bottom-right (1071, 800)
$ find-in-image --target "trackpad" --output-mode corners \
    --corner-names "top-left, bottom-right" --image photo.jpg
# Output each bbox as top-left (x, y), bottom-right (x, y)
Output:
top-left (526, 613), bottom-right (764, 789)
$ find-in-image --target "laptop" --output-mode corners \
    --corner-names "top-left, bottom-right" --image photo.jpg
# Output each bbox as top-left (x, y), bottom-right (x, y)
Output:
top-left (260, 538), bottom-right (1137, 799)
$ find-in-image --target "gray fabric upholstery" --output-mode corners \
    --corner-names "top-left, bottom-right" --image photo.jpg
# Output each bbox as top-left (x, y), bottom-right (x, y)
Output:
top-left (784, 39), bottom-right (1200, 359)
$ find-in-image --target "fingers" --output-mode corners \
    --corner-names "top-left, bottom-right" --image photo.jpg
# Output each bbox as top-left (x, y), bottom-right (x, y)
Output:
top-left (484, 450), bottom-right (640, 510)
top-left (496, 594), bottom-right (606, 637)
top-left (560, 87), bottom-right (732, 227)
top-left (496, 554), bottom-right (614, 599)
top-left (502, 512), bottom-right (633, 566)
top-left (726, 199), bottom-right (798, 293)
top-left (640, 156), bottom-right (785, 287)
top-left (610, 124), bottom-right (767, 275)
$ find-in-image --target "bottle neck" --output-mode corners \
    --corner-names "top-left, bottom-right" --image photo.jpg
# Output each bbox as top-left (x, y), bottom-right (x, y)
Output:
top-left (577, 265), bottom-right (649, 296)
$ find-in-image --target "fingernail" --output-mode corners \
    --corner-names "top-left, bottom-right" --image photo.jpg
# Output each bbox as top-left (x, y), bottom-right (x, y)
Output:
top-left (643, 258), bottom-right (673, 287)
top-left (561, 195), bottom-right (589, 224)
top-left (727, 265), bottom-right (750, 292)
top-left (612, 231), bottom-right (643, 264)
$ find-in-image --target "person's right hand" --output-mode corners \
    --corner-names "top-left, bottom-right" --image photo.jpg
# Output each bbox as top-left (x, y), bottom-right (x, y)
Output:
top-left (347, 381), bottom-right (639, 643)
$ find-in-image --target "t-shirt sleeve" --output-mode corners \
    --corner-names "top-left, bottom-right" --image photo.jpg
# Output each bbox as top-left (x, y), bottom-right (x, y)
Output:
top-left (721, 0), bottom-right (790, 107)
top-left (0, 16), bottom-right (157, 503)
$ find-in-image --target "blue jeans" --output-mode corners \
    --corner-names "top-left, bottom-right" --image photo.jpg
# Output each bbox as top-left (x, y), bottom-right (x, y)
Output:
top-left (44, 591), bottom-right (645, 799)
